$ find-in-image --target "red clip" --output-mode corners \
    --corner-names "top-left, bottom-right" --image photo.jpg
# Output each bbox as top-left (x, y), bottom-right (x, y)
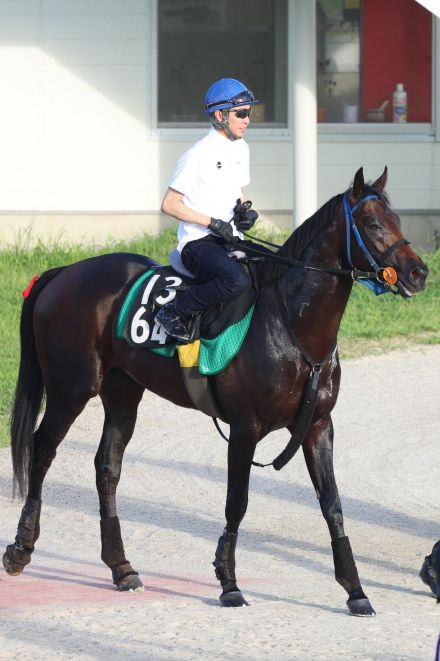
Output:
top-left (22, 275), bottom-right (39, 299)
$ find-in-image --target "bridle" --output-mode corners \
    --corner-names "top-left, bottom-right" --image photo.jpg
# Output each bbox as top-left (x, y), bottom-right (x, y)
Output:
top-left (236, 190), bottom-right (410, 295)
top-left (342, 192), bottom-right (409, 295)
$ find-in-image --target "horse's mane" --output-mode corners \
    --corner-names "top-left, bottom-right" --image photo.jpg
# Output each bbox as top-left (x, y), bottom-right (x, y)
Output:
top-left (256, 183), bottom-right (389, 286)
top-left (256, 193), bottom-right (343, 285)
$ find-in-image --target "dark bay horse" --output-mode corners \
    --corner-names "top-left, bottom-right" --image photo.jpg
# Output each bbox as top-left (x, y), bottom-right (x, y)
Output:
top-left (4, 167), bottom-right (428, 615)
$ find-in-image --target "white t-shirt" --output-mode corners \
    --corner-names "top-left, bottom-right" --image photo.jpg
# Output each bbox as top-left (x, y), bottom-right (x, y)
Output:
top-left (169, 126), bottom-right (250, 253)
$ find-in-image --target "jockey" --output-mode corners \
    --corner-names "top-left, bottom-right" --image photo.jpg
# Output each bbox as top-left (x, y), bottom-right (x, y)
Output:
top-left (155, 77), bottom-right (261, 342)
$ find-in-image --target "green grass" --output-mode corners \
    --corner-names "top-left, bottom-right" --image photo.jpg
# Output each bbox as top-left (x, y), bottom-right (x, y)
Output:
top-left (338, 247), bottom-right (440, 350)
top-left (0, 231), bottom-right (439, 447)
top-left (0, 231), bottom-right (177, 447)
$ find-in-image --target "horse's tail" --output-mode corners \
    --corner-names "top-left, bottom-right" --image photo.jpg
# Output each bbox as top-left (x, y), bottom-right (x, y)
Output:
top-left (10, 267), bottom-right (65, 498)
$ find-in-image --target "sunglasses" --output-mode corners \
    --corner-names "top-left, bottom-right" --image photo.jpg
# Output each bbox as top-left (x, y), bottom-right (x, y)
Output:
top-left (229, 108), bottom-right (252, 119)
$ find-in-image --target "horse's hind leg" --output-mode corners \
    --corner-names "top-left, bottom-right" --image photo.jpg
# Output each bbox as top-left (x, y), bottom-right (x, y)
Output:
top-left (301, 417), bottom-right (375, 617)
top-left (3, 392), bottom-right (90, 575)
top-left (95, 369), bottom-right (144, 592)
top-left (213, 422), bottom-right (257, 607)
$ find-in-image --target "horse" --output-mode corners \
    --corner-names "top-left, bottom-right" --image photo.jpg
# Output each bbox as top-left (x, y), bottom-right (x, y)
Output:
top-left (3, 167), bottom-right (428, 615)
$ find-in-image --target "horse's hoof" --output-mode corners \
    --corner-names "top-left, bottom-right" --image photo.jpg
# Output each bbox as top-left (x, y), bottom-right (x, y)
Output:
top-left (347, 597), bottom-right (376, 617)
top-left (111, 562), bottom-right (144, 592)
top-left (219, 590), bottom-right (249, 607)
top-left (116, 574), bottom-right (144, 592)
top-left (2, 550), bottom-right (25, 576)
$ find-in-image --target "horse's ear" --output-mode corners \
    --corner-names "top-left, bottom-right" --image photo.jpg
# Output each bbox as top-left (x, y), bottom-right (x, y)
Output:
top-left (372, 166), bottom-right (388, 191)
top-left (352, 167), bottom-right (364, 198)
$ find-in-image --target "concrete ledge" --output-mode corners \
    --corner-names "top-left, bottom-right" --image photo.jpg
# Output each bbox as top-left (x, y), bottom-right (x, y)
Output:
top-left (0, 211), bottom-right (439, 252)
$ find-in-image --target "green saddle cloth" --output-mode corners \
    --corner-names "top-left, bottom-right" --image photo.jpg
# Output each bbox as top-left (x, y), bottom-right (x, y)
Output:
top-left (152, 304), bottom-right (254, 375)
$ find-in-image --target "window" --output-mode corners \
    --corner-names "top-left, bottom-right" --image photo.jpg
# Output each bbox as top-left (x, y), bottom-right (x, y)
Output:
top-left (317, 0), bottom-right (432, 124)
top-left (158, 0), bottom-right (288, 127)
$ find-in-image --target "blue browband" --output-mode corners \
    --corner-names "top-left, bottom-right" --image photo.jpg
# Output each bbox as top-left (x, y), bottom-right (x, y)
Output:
top-left (343, 192), bottom-right (392, 295)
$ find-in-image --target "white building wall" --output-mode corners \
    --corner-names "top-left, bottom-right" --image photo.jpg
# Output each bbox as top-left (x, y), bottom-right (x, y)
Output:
top-left (0, 0), bottom-right (160, 214)
top-left (0, 0), bottom-right (438, 249)
top-left (318, 140), bottom-right (440, 210)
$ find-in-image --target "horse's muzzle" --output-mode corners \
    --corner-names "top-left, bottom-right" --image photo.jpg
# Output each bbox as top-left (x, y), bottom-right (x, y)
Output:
top-left (409, 265), bottom-right (428, 288)
top-left (397, 263), bottom-right (428, 297)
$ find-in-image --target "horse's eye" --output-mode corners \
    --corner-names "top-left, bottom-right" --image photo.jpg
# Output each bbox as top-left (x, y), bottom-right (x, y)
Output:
top-left (367, 221), bottom-right (382, 231)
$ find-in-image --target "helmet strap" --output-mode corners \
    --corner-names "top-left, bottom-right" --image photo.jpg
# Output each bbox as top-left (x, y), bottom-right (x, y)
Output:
top-left (211, 110), bottom-right (241, 141)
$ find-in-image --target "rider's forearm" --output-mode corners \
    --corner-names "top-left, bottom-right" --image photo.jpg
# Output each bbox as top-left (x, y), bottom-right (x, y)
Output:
top-left (161, 197), bottom-right (211, 227)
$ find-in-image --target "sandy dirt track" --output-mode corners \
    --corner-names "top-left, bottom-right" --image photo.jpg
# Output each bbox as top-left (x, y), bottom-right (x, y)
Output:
top-left (0, 345), bottom-right (439, 660)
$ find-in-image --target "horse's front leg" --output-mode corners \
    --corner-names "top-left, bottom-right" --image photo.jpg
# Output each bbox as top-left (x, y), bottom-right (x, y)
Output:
top-left (213, 422), bottom-right (257, 607)
top-left (301, 416), bottom-right (375, 616)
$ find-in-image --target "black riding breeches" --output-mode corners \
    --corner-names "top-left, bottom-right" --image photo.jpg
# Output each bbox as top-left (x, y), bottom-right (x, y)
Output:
top-left (176, 235), bottom-right (253, 316)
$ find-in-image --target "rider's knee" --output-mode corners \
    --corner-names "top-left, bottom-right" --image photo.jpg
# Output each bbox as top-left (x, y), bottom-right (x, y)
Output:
top-left (223, 267), bottom-right (251, 297)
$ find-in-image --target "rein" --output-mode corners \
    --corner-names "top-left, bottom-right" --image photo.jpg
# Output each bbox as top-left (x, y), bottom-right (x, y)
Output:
top-left (232, 234), bottom-right (377, 280)
top-left (234, 191), bottom-right (409, 293)
top-left (213, 190), bottom-right (409, 468)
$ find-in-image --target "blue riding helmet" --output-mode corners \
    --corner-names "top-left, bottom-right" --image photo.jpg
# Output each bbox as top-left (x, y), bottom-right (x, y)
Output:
top-left (204, 78), bottom-right (260, 114)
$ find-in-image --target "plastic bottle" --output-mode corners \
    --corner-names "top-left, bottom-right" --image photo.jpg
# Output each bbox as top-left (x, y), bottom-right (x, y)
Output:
top-left (393, 83), bottom-right (407, 123)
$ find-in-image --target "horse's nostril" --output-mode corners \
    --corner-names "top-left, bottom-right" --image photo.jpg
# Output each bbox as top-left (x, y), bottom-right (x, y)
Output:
top-left (409, 266), bottom-right (428, 286)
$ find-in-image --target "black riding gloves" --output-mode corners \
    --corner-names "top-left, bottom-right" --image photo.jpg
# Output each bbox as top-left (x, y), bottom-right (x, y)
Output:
top-left (232, 198), bottom-right (259, 232)
top-left (208, 218), bottom-right (234, 242)
top-left (208, 202), bottom-right (258, 242)
top-left (235, 209), bottom-right (258, 231)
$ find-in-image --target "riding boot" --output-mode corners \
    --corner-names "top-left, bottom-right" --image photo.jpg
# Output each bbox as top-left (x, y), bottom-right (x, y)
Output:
top-left (155, 300), bottom-right (192, 343)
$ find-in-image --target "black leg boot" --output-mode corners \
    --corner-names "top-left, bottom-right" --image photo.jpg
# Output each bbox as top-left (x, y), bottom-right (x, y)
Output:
top-left (213, 529), bottom-right (249, 607)
top-left (420, 540), bottom-right (440, 602)
top-left (3, 497), bottom-right (41, 575)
